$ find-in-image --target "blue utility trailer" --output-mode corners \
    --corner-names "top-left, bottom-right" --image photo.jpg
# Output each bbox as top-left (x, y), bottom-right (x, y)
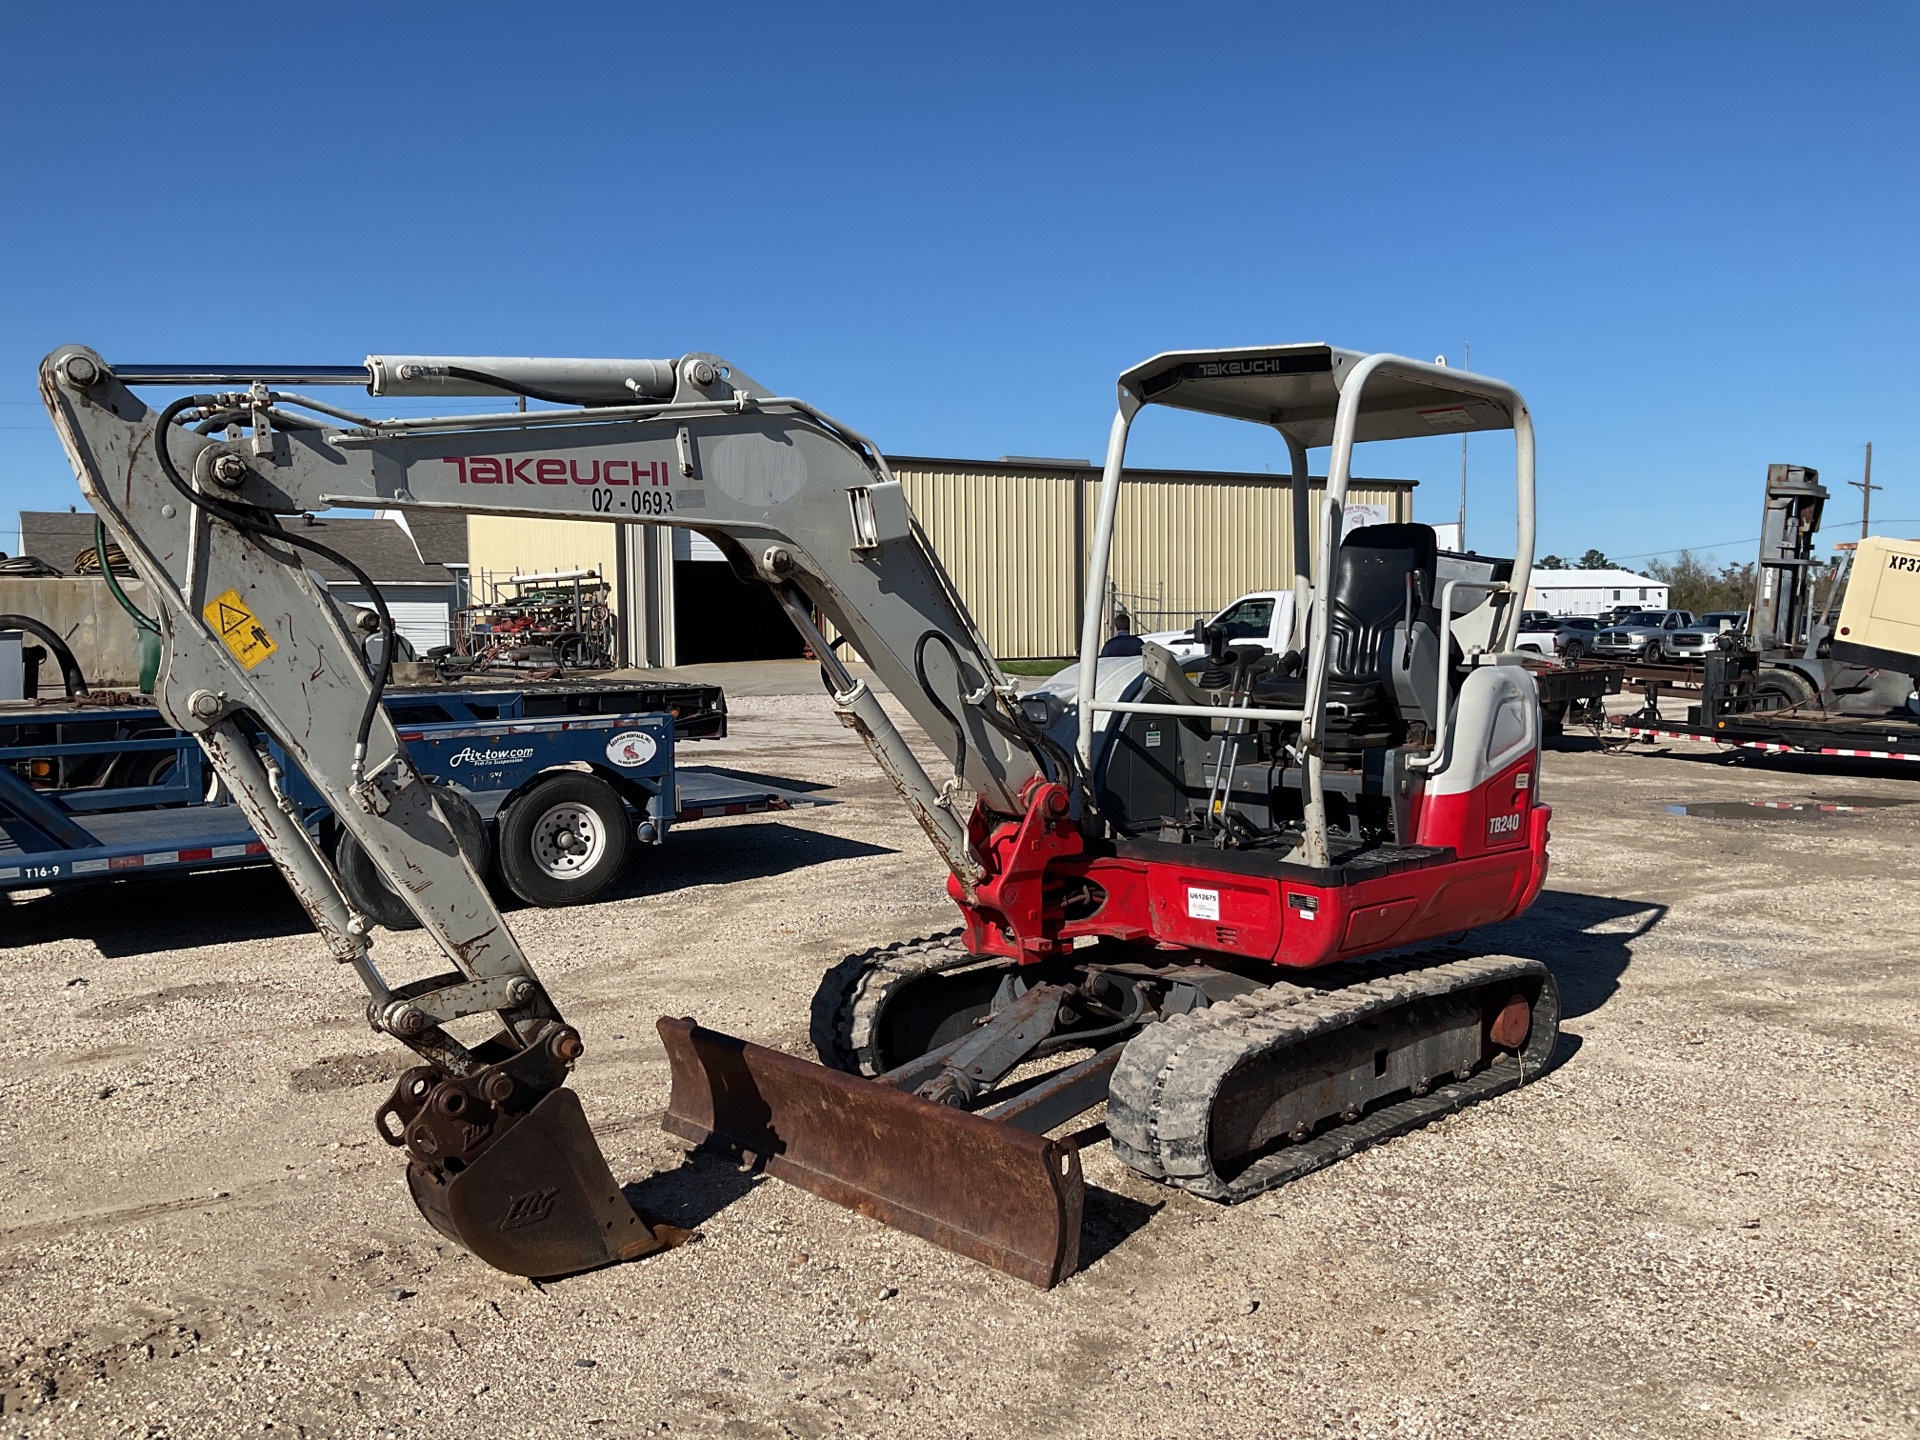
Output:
top-left (0, 678), bottom-right (807, 916)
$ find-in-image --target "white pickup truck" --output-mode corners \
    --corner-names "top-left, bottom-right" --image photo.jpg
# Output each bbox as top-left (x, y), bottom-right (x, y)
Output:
top-left (1137, 589), bottom-right (1297, 661)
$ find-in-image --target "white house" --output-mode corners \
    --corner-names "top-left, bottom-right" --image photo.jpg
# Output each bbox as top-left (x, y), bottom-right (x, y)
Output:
top-left (1526, 568), bottom-right (1668, 616)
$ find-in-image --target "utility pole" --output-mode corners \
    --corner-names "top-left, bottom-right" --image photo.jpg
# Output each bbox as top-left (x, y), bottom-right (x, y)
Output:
top-left (1457, 341), bottom-right (1469, 550)
top-left (1849, 441), bottom-right (1879, 540)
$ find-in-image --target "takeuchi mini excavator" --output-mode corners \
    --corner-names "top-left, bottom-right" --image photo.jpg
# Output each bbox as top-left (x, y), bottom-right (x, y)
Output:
top-left (41, 343), bottom-right (1558, 1288)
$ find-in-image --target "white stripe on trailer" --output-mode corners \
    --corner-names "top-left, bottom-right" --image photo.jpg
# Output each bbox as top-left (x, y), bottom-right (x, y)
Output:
top-left (211, 844), bottom-right (252, 859)
top-left (72, 858), bottom-right (110, 874)
top-left (143, 851), bottom-right (180, 865)
top-left (1618, 725), bottom-right (1920, 763)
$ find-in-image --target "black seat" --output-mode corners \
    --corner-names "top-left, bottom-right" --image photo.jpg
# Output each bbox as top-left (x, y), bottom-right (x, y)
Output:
top-left (1250, 523), bottom-right (1439, 743)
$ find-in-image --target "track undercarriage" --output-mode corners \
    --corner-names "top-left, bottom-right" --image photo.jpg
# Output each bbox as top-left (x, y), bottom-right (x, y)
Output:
top-left (657, 930), bottom-right (1559, 1287)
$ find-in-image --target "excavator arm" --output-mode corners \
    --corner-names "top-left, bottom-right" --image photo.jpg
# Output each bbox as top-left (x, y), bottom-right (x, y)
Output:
top-left (37, 345), bottom-right (1062, 1276)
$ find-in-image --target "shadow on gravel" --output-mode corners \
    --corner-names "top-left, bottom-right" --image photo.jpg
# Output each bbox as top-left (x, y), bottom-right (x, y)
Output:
top-left (1077, 1185), bottom-right (1163, 1272)
top-left (1472, 888), bottom-right (1667, 1023)
top-left (1542, 733), bottom-right (1618, 754)
top-left (1466, 890), bottom-right (1666, 1029)
top-left (625, 1149), bottom-right (765, 1232)
top-left (589, 822), bottom-right (899, 905)
top-left (1, 866), bottom-right (311, 956)
top-left (2, 820), bottom-right (897, 955)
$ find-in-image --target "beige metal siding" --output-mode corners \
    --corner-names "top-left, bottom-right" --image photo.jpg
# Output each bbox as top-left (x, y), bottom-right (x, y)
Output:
top-left (466, 515), bottom-right (617, 596)
top-left (892, 459), bottom-right (1412, 659)
top-left (459, 462), bottom-right (1415, 662)
top-left (897, 463), bottom-right (1081, 662)
top-left (1106, 475), bottom-right (1409, 637)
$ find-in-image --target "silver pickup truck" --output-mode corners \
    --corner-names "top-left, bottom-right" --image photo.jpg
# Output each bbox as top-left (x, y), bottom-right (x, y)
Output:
top-left (1592, 609), bottom-right (1695, 661)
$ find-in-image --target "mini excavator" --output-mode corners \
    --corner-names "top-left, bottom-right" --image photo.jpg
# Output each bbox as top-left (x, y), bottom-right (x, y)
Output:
top-left (41, 343), bottom-right (1558, 1288)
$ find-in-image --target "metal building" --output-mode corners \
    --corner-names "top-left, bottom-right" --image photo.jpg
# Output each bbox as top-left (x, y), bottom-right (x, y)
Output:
top-left (465, 456), bottom-right (1415, 666)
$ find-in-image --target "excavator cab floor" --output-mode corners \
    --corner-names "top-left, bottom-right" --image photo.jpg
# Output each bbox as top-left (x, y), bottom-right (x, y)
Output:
top-left (657, 1016), bottom-right (1083, 1289)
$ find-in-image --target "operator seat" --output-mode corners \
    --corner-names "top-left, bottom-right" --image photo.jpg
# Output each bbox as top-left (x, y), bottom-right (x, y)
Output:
top-left (1252, 523), bottom-right (1442, 749)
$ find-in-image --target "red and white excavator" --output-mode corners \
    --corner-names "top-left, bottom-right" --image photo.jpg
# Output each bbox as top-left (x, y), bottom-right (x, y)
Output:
top-left (41, 341), bottom-right (1556, 1287)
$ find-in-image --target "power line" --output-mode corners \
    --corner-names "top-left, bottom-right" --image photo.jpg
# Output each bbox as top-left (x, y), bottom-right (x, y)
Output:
top-left (1606, 517), bottom-right (1920, 564)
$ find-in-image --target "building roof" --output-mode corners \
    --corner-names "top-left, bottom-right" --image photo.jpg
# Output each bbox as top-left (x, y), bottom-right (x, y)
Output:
top-left (18, 509), bottom-right (454, 586)
top-left (886, 455), bottom-right (1417, 489)
top-left (381, 509), bottom-right (469, 567)
top-left (18, 510), bottom-right (103, 573)
top-left (1530, 568), bottom-right (1661, 587)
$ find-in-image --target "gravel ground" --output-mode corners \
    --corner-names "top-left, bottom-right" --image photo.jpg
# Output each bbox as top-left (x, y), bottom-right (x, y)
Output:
top-left (2, 694), bottom-right (1916, 1438)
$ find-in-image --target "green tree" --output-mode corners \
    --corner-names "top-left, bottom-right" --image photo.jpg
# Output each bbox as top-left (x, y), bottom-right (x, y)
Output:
top-left (1537, 554), bottom-right (1570, 570)
top-left (1643, 550), bottom-right (1755, 615)
top-left (1577, 549), bottom-right (1613, 570)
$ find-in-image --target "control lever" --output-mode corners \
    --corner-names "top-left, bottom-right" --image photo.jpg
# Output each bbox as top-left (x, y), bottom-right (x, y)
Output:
top-left (1197, 622), bottom-right (1234, 690)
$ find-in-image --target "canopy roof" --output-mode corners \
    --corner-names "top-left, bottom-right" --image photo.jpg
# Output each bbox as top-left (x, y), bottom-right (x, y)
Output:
top-left (1118, 344), bottom-right (1518, 448)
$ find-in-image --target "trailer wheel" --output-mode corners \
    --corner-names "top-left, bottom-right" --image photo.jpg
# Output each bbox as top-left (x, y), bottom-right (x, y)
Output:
top-left (497, 772), bottom-right (631, 908)
top-left (335, 785), bottom-right (490, 932)
top-left (1754, 668), bottom-right (1817, 712)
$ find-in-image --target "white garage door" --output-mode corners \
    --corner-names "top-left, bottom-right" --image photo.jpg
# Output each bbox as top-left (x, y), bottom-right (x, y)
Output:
top-left (387, 601), bottom-right (450, 653)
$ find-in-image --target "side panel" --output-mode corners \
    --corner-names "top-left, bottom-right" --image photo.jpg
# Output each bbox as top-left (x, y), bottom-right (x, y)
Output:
top-left (1415, 664), bottom-right (1541, 859)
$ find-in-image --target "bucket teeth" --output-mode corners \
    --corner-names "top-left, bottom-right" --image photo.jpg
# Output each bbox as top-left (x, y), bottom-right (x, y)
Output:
top-left (657, 1016), bottom-right (1083, 1289)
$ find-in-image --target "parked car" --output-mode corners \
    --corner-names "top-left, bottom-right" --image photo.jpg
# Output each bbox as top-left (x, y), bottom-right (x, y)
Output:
top-left (1661, 610), bottom-right (1746, 661)
top-left (1592, 609), bottom-right (1696, 661)
top-left (1551, 615), bottom-right (1601, 660)
top-left (1516, 615), bottom-right (1600, 661)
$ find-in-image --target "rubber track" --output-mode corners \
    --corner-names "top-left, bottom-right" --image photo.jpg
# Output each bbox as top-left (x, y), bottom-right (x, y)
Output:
top-left (1106, 951), bottom-right (1560, 1201)
top-left (808, 928), bottom-right (979, 1075)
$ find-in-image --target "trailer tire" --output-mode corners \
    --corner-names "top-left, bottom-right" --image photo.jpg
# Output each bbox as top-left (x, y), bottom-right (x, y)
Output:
top-left (335, 784), bottom-right (490, 932)
top-left (1754, 668), bottom-right (1817, 712)
top-left (497, 772), bottom-right (631, 908)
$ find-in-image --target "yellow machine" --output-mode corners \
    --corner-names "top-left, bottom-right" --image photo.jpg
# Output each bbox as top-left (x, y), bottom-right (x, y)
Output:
top-left (1832, 537), bottom-right (1920, 674)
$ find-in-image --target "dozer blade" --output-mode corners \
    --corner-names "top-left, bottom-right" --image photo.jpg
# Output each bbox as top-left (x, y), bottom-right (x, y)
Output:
top-left (405, 1087), bottom-right (693, 1278)
top-left (657, 1016), bottom-right (1083, 1289)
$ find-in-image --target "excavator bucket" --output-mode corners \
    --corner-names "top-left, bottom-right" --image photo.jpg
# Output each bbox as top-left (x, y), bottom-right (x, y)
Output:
top-left (657, 1017), bottom-right (1084, 1288)
top-left (400, 1086), bottom-right (693, 1278)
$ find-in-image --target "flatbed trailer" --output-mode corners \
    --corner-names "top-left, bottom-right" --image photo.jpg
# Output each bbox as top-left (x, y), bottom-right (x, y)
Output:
top-left (1532, 659), bottom-right (1623, 735)
top-left (0, 679), bottom-right (811, 901)
top-left (1611, 651), bottom-right (1920, 764)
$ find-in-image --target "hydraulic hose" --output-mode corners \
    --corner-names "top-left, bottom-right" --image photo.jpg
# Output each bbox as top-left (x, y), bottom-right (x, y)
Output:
top-left (95, 517), bottom-right (159, 634)
top-left (151, 394), bottom-right (397, 776)
top-left (914, 629), bottom-right (972, 784)
top-left (0, 615), bottom-right (89, 697)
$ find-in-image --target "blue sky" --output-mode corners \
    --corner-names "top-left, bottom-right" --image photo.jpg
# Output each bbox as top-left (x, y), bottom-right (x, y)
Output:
top-left (2, 4), bottom-right (1915, 573)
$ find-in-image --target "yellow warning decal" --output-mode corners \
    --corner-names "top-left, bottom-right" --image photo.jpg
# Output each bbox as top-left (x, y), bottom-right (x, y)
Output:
top-left (203, 588), bottom-right (278, 670)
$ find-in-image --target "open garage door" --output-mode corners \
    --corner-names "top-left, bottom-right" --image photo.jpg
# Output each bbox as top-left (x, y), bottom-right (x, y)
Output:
top-left (671, 531), bottom-right (806, 664)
